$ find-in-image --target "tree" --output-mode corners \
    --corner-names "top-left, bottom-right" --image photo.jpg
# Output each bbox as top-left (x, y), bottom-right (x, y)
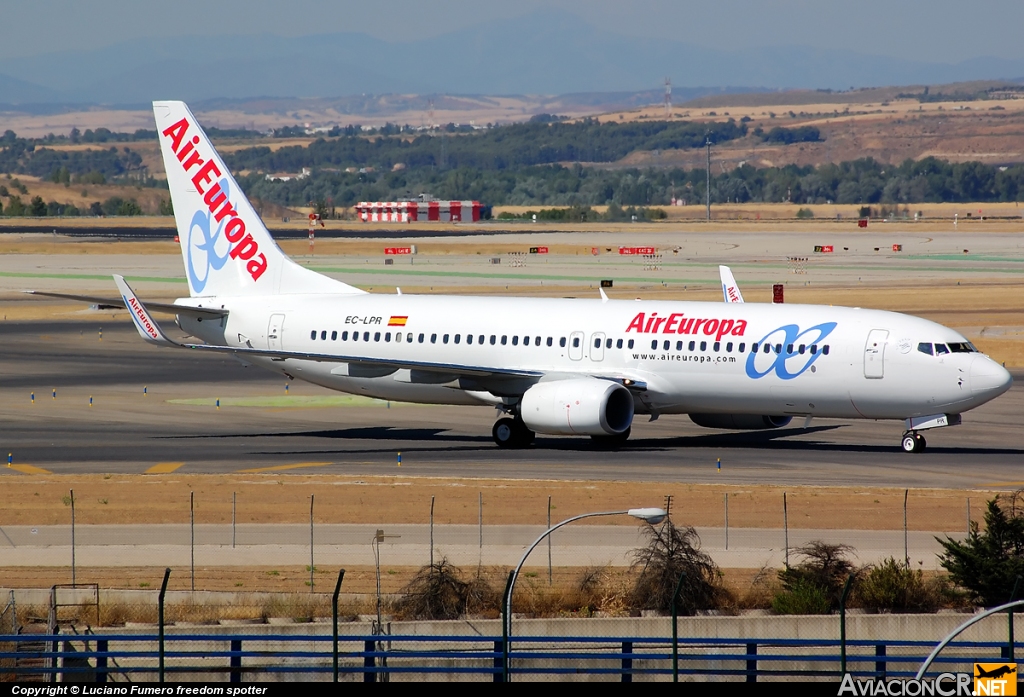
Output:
top-left (628, 519), bottom-right (723, 615)
top-left (29, 196), bottom-right (47, 217)
top-left (938, 493), bottom-right (1024, 606)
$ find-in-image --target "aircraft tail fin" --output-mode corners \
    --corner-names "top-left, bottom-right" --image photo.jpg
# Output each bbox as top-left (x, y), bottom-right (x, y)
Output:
top-left (153, 101), bottom-right (365, 298)
top-left (719, 265), bottom-right (744, 303)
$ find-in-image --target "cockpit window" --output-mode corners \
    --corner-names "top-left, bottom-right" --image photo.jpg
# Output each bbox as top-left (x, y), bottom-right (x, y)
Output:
top-left (948, 342), bottom-right (976, 353)
top-left (917, 342), bottom-right (933, 356)
top-left (934, 343), bottom-right (949, 355)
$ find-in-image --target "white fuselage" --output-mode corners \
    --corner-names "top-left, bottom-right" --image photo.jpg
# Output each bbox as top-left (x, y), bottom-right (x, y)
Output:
top-left (178, 293), bottom-right (1011, 422)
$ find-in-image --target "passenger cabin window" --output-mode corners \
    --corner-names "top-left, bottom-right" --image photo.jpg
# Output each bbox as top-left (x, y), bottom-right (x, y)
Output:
top-left (559, 337), bottom-right (566, 348)
top-left (478, 335), bottom-right (484, 344)
top-left (616, 339), bottom-right (623, 349)
top-left (628, 339), bottom-right (634, 349)
top-left (700, 341), bottom-right (707, 351)
top-left (395, 332), bottom-right (402, 343)
top-left (595, 338), bottom-right (602, 349)
top-left (798, 344), bottom-right (805, 354)
top-left (935, 343), bottom-right (949, 355)
top-left (443, 334), bottom-right (449, 344)
top-left (676, 341), bottom-right (683, 351)
top-left (727, 342), bottom-right (733, 352)
top-left (331, 331), bottom-right (337, 341)
top-left (713, 342), bottom-right (720, 352)
top-left (374, 332), bottom-right (381, 342)
top-left (418, 333), bottom-right (424, 343)
top-left (787, 344), bottom-right (794, 354)
top-left (547, 337), bottom-right (553, 347)
top-left (466, 334), bottom-right (472, 344)
top-left (385, 332), bottom-right (391, 342)
top-left (407, 333), bottom-right (413, 342)
top-left (689, 341), bottom-right (695, 351)
top-left (310, 330), bottom-right (316, 340)
top-left (501, 336), bottom-right (507, 345)
top-left (535, 337), bottom-right (542, 346)
top-left (738, 343), bottom-right (745, 352)
top-left (572, 337), bottom-right (580, 348)
top-left (490, 335), bottom-right (497, 345)
top-left (321, 331), bottom-right (327, 340)
top-left (751, 343), bottom-right (758, 353)
top-left (342, 331), bottom-right (349, 340)
top-left (823, 345), bottom-right (831, 355)
top-left (363, 332), bottom-right (369, 341)
top-left (917, 342), bottom-right (933, 356)
top-left (512, 336), bottom-right (519, 346)
top-left (430, 333), bottom-right (437, 344)
top-left (454, 334), bottom-right (461, 344)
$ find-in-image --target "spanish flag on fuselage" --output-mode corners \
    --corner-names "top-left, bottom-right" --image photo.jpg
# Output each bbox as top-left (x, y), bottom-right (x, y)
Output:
top-left (388, 316), bottom-right (408, 326)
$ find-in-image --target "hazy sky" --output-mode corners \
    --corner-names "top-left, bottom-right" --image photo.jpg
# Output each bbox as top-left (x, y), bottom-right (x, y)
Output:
top-left (4, 0), bottom-right (1024, 64)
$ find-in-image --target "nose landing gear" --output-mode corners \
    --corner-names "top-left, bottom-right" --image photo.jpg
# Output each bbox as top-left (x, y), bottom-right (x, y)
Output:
top-left (901, 431), bottom-right (927, 453)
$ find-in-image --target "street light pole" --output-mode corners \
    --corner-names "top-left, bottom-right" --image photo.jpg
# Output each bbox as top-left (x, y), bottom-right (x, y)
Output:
top-left (501, 507), bottom-right (666, 680)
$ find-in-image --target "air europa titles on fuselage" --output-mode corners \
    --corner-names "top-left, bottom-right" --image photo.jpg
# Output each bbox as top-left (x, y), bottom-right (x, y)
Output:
top-left (160, 118), bottom-right (268, 282)
top-left (625, 312), bottom-right (747, 343)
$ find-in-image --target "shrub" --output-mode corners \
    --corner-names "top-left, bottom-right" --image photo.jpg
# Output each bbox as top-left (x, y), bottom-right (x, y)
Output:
top-left (391, 558), bottom-right (499, 620)
top-left (796, 207), bottom-right (814, 219)
top-left (627, 519), bottom-right (724, 615)
top-left (772, 577), bottom-right (831, 615)
top-left (774, 541), bottom-right (858, 614)
top-left (857, 557), bottom-right (942, 613)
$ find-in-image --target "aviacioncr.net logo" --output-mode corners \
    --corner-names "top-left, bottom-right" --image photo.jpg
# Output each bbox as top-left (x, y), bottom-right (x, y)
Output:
top-left (187, 176), bottom-right (232, 293)
top-left (745, 322), bottom-right (837, 380)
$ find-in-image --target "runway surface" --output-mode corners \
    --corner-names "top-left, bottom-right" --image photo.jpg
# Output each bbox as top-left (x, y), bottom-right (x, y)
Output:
top-left (2, 322), bottom-right (1022, 489)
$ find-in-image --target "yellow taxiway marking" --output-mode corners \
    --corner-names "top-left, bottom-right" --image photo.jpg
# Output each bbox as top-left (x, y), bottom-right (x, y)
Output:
top-left (235, 462), bottom-right (334, 474)
top-left (7, 464), bottom-right (51, 475)
top-left (977, 481), bottom-right (1024, 488)
top-left (145, 462), bottom-right (185, 474)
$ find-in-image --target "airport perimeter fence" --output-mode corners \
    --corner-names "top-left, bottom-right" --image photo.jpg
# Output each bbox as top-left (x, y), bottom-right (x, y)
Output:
top-left (1, 486), bottom-right (994, 597)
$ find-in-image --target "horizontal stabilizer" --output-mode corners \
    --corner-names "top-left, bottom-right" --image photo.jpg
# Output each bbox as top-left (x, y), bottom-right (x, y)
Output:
top-left (26, 290), bottom-right (227, 319)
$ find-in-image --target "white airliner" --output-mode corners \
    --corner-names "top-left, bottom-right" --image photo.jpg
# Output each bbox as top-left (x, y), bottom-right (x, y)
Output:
top-left (36, 102), bottom-right (1013, 453)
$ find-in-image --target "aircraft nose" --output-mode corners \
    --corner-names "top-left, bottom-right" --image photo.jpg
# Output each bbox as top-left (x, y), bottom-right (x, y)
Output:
top-left (971, 357), bottom-right (1013, 398)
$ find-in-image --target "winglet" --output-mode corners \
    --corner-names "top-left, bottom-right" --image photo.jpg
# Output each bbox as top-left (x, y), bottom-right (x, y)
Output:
top-left (719, 265), bottom-right (744, 303)
top-left (113, 275), bottom-right (179, 346)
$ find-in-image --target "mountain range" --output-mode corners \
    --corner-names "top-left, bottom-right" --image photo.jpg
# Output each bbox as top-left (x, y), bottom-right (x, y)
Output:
top-left (3, 11), bottom-right (1024, 106)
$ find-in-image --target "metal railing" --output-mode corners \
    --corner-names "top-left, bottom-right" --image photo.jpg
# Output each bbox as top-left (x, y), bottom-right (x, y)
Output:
top-left (0, 633), bottom-right (1018, 682)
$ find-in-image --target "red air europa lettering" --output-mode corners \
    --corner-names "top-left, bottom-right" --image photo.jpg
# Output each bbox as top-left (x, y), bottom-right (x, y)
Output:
top-left (161, 118), bottom-right (267, 282)
top-left (625, 312), bottom-right (746, 342)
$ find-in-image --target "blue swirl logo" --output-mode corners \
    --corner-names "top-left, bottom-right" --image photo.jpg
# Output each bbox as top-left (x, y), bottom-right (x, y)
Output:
top-left (186, 177), bottom-right (231, 293)
top-left (745, 322), bottom-right (837, 380)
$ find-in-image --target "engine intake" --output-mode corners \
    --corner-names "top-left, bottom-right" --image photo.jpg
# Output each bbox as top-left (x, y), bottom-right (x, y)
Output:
top-left (520, 378), bottom-right (634, 436)
top-left (689, 414), bottom-right (793, 430)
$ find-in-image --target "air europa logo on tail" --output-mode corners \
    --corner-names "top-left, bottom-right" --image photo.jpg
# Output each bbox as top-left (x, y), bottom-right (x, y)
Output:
top-left (161, 118), bottom-right (268, 285)
top-left (625, 312), bottom-right (747, 342)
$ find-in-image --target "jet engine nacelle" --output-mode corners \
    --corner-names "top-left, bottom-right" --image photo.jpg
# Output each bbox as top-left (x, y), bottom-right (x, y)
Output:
top-left (688, 414), bottom-right (793, 430)
top-left (520, 378), bottom-right (634, 436)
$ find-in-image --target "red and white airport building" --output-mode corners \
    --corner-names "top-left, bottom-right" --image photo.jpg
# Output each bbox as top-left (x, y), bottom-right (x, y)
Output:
top-left (355, 199), bottom-right (484, 223)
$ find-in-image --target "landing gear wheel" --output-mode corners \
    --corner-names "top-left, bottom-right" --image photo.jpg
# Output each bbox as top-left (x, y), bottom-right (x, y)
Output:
top-left (493, 418), bottom-right (517, 448)
top-left (591, 427), bottom-right (631, 449)
top-left (902, 432), bottom-right (926, 453)
top-left (492, 416), bottom-right (535, 448)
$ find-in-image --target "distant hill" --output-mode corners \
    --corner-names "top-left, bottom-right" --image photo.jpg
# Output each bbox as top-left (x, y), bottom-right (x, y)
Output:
top-left (4, 10), bottom-right (1024, 105)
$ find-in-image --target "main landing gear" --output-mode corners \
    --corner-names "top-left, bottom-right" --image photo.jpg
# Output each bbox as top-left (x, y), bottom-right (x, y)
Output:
top-left (901, 431), bottom-right (927, 453)
top-left (493, 415), bottom-right (535, 448)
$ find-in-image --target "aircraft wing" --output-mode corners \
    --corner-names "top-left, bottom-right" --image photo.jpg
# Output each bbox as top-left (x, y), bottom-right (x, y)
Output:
top-left (113, 275), bottom-right (541, 380)
top-left (719, 265), bottom-right (744, 303)
top-left (26, 290), bottom-right (228, 319)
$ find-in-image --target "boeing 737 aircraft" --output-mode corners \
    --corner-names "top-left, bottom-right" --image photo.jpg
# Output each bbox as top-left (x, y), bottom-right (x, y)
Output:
top-left (36, 101), bottom-right (1013, 453)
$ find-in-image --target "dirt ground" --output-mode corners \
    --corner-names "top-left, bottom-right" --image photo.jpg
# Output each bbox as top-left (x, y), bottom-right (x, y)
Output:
top-left (0, 474), bottom-right (1000, 531)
